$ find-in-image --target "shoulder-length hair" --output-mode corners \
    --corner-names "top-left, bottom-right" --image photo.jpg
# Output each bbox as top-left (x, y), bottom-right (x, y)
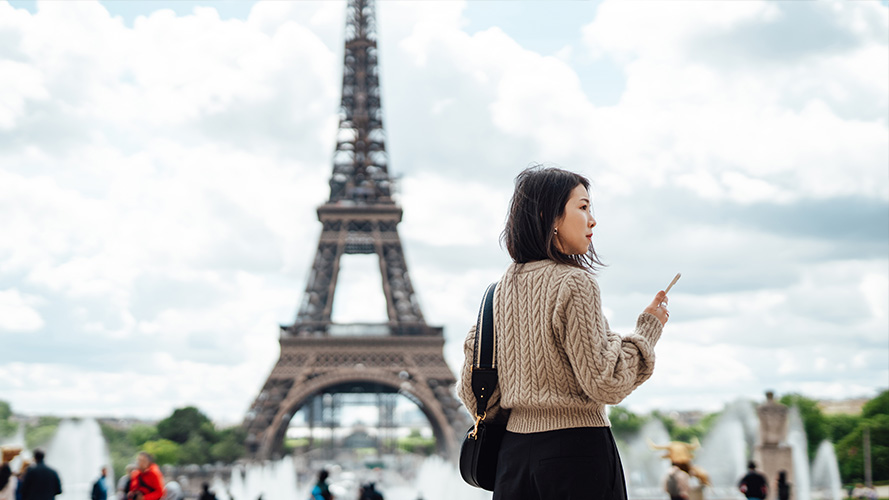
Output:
top-left (500, 165), bottom-right (604, 271)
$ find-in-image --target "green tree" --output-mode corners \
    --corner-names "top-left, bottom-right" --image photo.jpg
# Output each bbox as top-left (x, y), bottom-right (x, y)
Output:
top-left (157, 406), bottom-right (212, 444)
top-left (210, 428), bottom-right (247, 464)
top-left (780, 394), bottom-right (827, 461)
top-left (25, 417), bottom-right (60, 449)
top-left (0, 401), bottom-right (15, 438)
top-left (127, 424), bottom-right (159, 447)
top-left (397, 429), bottom-right (435, 456)
top-left (834, 390), bottom-right (889, 485)
top-left (178, 435), bottom-right (211, 465)
top-left (650, 411), bottom-right (720, 443)
top-left (862, 390), bottom-right (889, 419)
top-left (825, 414), bottom-right (861, 443)
top-left (671, 412), bottom-right (720, 443)
top-left (142, 439), bottom-right (181, 465)
top-left (610, 406), bottom-right (647, 440)
top-left (0, 401), bottom-right (11, 420)
top-left (101, 423), bottom-right (140, 479)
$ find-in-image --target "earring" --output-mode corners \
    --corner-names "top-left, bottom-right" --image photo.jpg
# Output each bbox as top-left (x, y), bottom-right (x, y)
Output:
top-left (553, 228), bottom-right (558, 234)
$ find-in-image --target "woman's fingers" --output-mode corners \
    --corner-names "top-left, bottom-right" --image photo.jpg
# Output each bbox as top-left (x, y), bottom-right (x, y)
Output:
top-left (644, 291), bottom-right (669, 325)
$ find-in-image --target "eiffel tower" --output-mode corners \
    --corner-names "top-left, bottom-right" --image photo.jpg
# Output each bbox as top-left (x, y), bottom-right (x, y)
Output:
top-left (244, 0), bottom-right (467, 460)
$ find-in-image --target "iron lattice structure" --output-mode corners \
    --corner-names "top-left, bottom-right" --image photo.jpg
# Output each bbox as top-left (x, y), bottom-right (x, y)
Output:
top-left (244, 0), bottom-right (468, 460)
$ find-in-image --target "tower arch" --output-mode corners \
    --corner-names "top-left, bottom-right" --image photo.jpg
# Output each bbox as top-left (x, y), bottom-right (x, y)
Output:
top-left (257, 367), bottom-right (459, 459)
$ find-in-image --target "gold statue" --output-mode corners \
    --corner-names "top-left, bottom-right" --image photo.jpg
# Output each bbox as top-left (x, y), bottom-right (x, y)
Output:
top-left (1, 445), bottom-right (22, 464)
top-left (649, 438), bottom-right (712, 487)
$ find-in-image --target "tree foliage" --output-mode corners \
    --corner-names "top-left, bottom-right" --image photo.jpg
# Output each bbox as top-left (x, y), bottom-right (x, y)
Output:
top-left (397, 429), bottom-right (436, 456)
top-left (835, 390), bottom-right (889, 485)
top-left (127, 424), bottom-right (159, 447)
top-left (0, 401), bottom-right (11, 421)
top-left (862, 391), bottom-right (889, 419)
top-left (152, 406), bottom-right (246, 465)
top-left (142, 439), bottom-right (181, 465)
top-left (651, 410), bottom-right (720, 444)
top-left (825, 413), bottom-right (862, 444)
top-left (610, 406), bottom-right (648, 440)
top-left (25, 417), bottom-right (60, 449)
top-left (101, 423), bottom-right (140, 479)
top-left (210, 427), bottom-right (247, 463)
top-left (0, 400), bottom-right (16, 438)
top-left (157, 406), bottom-right (213, 444)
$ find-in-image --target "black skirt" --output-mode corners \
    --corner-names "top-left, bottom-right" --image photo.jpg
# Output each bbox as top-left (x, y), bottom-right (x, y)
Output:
top-left (492, 426), bottom-right (627, 500)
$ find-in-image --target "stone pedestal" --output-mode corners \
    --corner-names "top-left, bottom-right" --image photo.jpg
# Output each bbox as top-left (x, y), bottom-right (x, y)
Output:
top-left (756, 444), bottom-right (794, 500)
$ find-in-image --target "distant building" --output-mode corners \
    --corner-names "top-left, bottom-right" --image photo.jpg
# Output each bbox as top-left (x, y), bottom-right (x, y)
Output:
top-left (817, 397), bottom-right (868, 415)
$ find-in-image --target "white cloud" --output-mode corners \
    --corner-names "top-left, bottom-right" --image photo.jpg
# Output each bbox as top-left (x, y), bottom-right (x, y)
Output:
top-left (861, 273), bottom-right (889, 321)
top-left (579, 0), bottom-right (888, 202)
top-left (0, 289), bottom-right (44, 332)
top-left (0, 0), bottom-right (886, 424)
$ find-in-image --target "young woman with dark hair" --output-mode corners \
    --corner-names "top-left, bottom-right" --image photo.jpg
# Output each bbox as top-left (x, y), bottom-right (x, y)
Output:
top-left (459, 165), bottom-right (670, 500)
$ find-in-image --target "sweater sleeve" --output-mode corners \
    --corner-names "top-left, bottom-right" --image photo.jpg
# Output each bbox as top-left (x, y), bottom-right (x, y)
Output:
top-left (458, 325), bottom-right (506, 423)
top-left (557, 272), bottom-right (663, 405)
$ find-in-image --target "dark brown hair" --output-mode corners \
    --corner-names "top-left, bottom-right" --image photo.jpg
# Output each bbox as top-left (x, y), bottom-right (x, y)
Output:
top-left (501, 165), bottom-right (604, 271)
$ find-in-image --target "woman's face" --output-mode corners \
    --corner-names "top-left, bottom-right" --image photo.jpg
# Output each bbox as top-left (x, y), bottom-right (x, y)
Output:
top-left (554, 184), bottom-right (596, 255)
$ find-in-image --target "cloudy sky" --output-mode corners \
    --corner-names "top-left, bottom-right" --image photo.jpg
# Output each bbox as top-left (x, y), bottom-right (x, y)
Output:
top-left (1, 0), bottom-right (887, 426)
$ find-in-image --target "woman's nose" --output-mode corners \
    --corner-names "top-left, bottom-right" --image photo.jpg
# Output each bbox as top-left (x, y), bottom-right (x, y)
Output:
top-left (589, 216), bottom-right (597, 228)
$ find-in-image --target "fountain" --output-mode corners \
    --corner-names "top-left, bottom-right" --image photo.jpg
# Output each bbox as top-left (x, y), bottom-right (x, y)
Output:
top-left (695, 399), bottom-right (758, 497)
top-left (810, 441), bottom-right (843, 500)
top-left (5, 395), bottom-right (844, 500)
top-left (787, 407), bottom-right (812, 500)
top-left (215, 456), bottom-right (300, 500)
top-left (616, 394), bottom-right (845, 500)
top-left (44, 419), bottom-right (113, 500)
top-left (620, 419), bottom-right (673, 498)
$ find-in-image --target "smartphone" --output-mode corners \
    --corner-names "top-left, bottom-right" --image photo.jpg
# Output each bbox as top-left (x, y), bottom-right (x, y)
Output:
top-left (664, 273), bottom-right (681, 295)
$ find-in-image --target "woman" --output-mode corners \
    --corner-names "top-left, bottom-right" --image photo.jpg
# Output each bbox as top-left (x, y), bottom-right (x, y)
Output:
top-left (459, 166), bottom-right (669, 500)
top-left (776, 471), bottom-right (791, 500)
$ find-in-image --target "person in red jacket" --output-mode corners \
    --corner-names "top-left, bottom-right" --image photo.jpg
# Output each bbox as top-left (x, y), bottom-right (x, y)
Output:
top-left (127, 453), bottom-right (165, 500)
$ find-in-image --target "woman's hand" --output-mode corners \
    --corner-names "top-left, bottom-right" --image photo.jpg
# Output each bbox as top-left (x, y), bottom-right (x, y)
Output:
top-left (644, 290), bottom-right (669, 325)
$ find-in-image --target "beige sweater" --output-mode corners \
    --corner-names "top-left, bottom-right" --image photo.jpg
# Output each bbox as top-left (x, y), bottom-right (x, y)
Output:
top-left (459, 259), bottom-right (663, 433)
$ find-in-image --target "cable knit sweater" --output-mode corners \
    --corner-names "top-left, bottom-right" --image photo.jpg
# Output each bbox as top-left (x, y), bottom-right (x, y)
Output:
top-left (459, 259), bottom-right (664, 433)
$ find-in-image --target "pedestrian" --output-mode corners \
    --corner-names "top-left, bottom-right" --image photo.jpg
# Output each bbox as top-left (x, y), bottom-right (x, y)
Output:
top-left (358, 482), bottom-right (383, 500)
top-left (776, 470), bottom-right (791, 500)
top-left (738, 461), bottom-right (768, 500)
top-left (664, 463), bottom-right (691, 500)
top-left (116, 465), bottom-right (134, 500)
top-left (15, 460), bottom-right (31, 500)
top-left (197, 483), bottom-right (215, 500)
top-left (310, 470), bottom-right (333, 500)
top-left (458, 165), bottom-right (669, 500)
top-left (852, 484), bottom-right (867, 500)
top-left (127, 452), bottom-right (164, 500)
top-left (161, 479), bottom-right (182, 500)
top-left (18, 449), bottom-right (62, 500)
top-left (91, 467), bottom-right (109, 500)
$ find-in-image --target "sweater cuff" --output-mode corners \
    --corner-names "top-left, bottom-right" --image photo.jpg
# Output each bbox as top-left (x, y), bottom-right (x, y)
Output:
top-left (636, 312), bottom-right (664, 346)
